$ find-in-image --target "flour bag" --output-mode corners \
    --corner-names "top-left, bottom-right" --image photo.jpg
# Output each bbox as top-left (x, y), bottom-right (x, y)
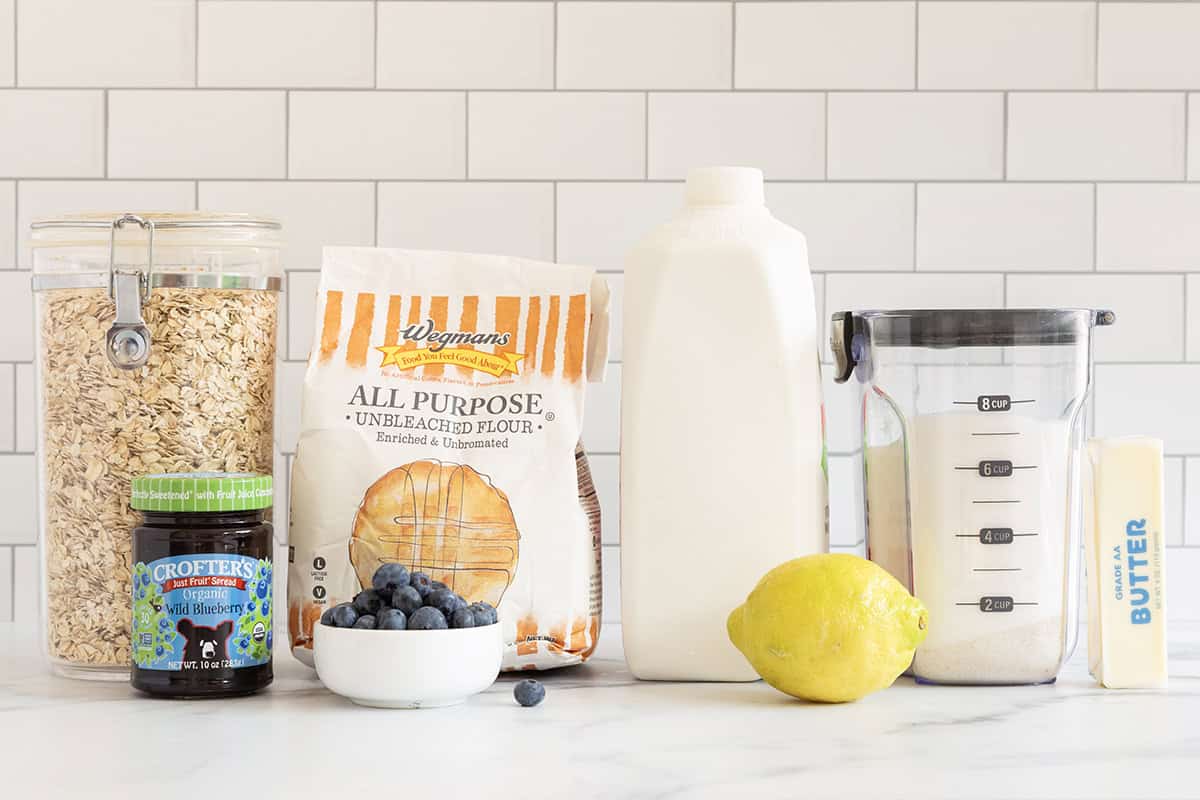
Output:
top-left (288, 248), bottom-right (609, 670)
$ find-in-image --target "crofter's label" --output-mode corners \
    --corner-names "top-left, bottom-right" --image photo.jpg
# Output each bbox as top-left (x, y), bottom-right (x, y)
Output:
top-left (132, 553), bottom-right (273, 671)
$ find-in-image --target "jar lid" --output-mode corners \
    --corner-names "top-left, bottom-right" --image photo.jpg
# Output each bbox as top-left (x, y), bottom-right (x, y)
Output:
top-left (830, 308), bottom-right (1116, 383)
top-left (131, 472), bottom-right (274, 513)
top-left (31, 211), bottom-right (283, 292)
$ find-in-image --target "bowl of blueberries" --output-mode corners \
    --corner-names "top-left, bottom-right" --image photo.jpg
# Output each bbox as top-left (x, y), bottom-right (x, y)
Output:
top-left (314, 563), bottom-right (503, 708)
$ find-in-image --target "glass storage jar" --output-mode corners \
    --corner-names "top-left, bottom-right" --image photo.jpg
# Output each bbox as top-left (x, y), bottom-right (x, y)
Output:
top-left (31, 212), bottom-right (282, 680)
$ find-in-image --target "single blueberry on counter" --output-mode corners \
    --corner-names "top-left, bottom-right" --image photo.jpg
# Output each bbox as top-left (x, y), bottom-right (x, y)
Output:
top-left (329, 602), bottom-right (359, 628)
top-left (391, 585), bottom-right (423, 616)
top-left (408, 606), bottom-right (449, 630)
top-left (514, 679), bottom-right (545, 707)
top-left (450, 607), bottom-right (476, 628)
top-left (353, 588), bottom-right (385, 616)
top-left (353, 615), bottom-right (377, 630)
top-left (372, 563), bottom-right (411, 598)
top-left (408, 571), bottom-right (434, 598)
top-left (377, 608), bottom-right (407, 630)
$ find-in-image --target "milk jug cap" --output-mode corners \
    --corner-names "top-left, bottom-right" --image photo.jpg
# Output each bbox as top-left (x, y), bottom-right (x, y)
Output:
top-left (685, 167), bottom-right (765, 207)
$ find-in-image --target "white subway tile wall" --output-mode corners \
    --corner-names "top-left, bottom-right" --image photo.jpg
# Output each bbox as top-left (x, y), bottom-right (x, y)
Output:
top-left (1, 1), bottom-right (1198, 623)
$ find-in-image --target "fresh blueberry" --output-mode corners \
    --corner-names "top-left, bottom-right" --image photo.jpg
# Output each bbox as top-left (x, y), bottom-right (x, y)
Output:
top-left (450, 607), bottom-right (476, 628)
top-left (352, 589), bottom-right (385, 616)
top-left (408, 572), bottom-right (434, 598)
top-left (408, 606), bottom-right (448, 630)
top-left (330, 602), bottom-right (359, 628)
top-left (372, 563), bottom-right (411, 597)
top-left (320, 606), bottom-right (337, 627)
top-left (377, 608), bottom-right (407, 630)
top-left (426, 588), bottom-right (467, 619)
top-left (391, 585), bottom-right (423, 616)
top-left (353, 615), bottom-right (377, 630)
top-left (513, 679), bottom-right (545, 707)
top-left (470, 602), bottom-right (498, 626)
top-left (256, 580), bottom-right (268, 600)
top-left (431, 580), bottom-right (448, 592)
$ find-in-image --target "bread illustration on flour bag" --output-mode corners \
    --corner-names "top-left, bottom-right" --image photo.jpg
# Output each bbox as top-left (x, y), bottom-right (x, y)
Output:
top-left (350, 460), bottom-right (520, 607)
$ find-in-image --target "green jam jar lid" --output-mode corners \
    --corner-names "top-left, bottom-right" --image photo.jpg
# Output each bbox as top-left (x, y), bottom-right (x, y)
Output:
top-left (130, 472), bottom-right (273, 513)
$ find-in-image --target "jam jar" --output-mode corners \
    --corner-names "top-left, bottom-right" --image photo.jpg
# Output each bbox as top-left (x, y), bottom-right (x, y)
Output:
top-left (130, 473), bottom-right (275, 698)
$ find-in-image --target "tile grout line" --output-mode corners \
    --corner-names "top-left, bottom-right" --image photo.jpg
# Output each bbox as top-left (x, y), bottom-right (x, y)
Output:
top-left (284, 91), bottom-right (290, 180)
top-left (373, 0), bottom-right (379, 91)
top-left (911, 182), bottom-right (918, 270)
top-left (1091, 183), bottom-right (1098, 271)
top-left (643, 92), bottom-right (649, 180)
top-left (16, 178), bottom-right (1200, 186)
top-left (9, 545), bottom-right (14, 622)
top-left (552, 0), bottom-right (558, 90)
top-left (913, 0), bottom-right (919, 90)
top-left (14, 87), bottom-right (1200, 94)
top-left (464, 91), bottom-right (470, 179)
top-left (1185, 93), bottom-right (1191, 181)
top-left (823, 93), bottom-right (829, 180)
top-left (12, 178), bottom-right (18, 268)
top-left (730, 1), bottom-right (736, 91)
top-left (1001, 92), bottom-right (1008, 181)
top-left (102, 90), bottom-right (108, 179)
top-left (10, 364), bottom-right (15, 454)
top-left (1093, 0), bottom-right (1100, 91)
top-left (1184, 458), bottom-right (1190, 545)
top-left (1182, 270), bottom-right (1189, 361)
top-left (552, 181), bottom-right (558, 261)
top-left (193, 0), bottom-right (199, 88)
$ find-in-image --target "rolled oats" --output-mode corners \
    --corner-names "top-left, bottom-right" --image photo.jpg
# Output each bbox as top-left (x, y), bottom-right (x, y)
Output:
top-left (39, 288), bottom-right (277, 670)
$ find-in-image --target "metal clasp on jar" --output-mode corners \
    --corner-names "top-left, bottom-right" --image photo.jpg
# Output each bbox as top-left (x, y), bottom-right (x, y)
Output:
top-left (105, 214), bottom-right (155, 370)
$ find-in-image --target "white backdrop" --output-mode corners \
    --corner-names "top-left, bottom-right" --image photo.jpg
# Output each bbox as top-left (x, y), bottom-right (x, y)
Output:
top-left (1, 0), bottom-right (1199, 622)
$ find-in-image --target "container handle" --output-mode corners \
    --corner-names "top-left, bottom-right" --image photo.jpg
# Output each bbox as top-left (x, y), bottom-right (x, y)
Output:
top-left (830, 311), bottom-right (857, 384)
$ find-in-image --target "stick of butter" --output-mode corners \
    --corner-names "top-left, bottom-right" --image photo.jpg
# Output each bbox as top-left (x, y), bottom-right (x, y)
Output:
top-left (1085, 437), bottom-right (1168, 689)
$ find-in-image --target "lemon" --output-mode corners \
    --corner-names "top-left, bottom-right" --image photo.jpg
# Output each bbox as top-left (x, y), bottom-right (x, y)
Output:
top-left (727, 553), bottom-right (928, 703)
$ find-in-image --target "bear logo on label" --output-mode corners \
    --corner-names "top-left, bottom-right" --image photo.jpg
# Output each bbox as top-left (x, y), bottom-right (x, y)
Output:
top-left (177, 619), bottom-right (233, 663)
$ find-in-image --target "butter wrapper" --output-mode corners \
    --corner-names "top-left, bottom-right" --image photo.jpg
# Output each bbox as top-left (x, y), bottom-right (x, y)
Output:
top-left (1085, 437), bottom-right (1168, 689)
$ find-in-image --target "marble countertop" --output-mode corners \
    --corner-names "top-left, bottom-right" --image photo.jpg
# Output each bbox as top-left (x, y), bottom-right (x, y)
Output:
top-left (1, 622), bottom-right (1197, 799)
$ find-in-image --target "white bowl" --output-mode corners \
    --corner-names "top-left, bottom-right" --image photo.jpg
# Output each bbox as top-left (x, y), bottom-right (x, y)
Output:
top-left (313, 622), bottom-right (503, 709)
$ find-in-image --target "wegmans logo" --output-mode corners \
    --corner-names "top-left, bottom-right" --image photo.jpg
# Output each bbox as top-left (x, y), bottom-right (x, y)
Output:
top-left (377, 319), bottom-right (525, 376)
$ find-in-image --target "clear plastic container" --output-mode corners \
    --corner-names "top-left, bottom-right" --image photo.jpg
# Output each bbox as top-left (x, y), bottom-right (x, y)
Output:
top-left (831, 309), bottom-right (1114, 685)
top-left (31, 212), bottom-right (282, 680)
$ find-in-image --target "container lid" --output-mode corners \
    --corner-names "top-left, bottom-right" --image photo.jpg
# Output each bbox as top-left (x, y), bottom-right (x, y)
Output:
top-left (831, 308), bottom-right (1116, 383)
top-left (131, 472), bottom-right (274, 513)
top-left (31, 211), bottom-right (282, 292)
